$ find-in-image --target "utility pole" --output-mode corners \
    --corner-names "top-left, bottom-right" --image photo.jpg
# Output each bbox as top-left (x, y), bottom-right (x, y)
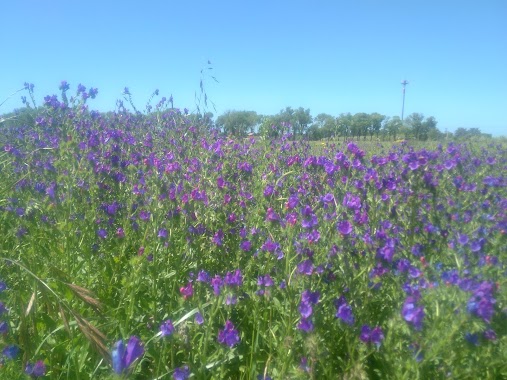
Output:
top-left (401, 79), bottom-right (409, 121)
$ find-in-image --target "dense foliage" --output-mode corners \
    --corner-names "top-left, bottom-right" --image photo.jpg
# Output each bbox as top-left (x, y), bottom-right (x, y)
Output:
top-left (0, 84), bottom-right (506, 379)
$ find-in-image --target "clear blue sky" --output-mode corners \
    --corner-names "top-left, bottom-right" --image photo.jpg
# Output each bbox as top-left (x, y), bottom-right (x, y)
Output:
top-left (1, 0), bottom-right (506, 136)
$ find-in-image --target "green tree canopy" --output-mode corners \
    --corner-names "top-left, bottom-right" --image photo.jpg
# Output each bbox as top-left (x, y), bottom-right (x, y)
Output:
top-left (276, 107), bottom-right (312, 139)
top-left (383, 116), bottom-right (403, 140)
top-left (311, 113), bottom-right (335, 139)
top-left (216, 110), bottom-right (260, 137)
top-left (406, 113), bottom-right (439, 141)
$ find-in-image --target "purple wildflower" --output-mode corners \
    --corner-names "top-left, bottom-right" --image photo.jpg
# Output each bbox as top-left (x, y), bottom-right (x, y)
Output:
top-left (173, 365), bottom-right (190, 380)
top-left (2, 345), bottom-right (19, 359)
top-left (160, 320), bottom-right (175, 336)
top-left (401, 296), bottom-right (425, 330)
top-left (297, 259), bottom-right (314, 276)
top-left (225, 294), bottom-right (238, 305)
top-left (343, 192), bottom-right (362, 210)
top-left (240, 240), bottom-right (252, 252)
top-left (301, 290), bottom-right (320, 305)
top-left (25, 360), bottom-right (46, 377)
top-left (211, 275), bottom-right (223, 296)
top-left (195, 312), bottom-right (204, 325)
top-left (300, 356), bottom-right (310, 372)
top-left (297, 318), bottom-right (314, 332)
top-left (218, 320), bottom-right (240, 347)
top-left (265, 207), bottom-right (280, 222)
top-left (197, 270), bottom-right (210, 282)
top-left (158, 228), bottom-right (168, 239)
top-left (139, 210), bottom-right (151, 221)
top-left (465, 332), bottom-right (479, 346)
top-left (97, 229), bottom-right (107, 239)
top-left (337, 220), bottom-right (353, 236)
top-left (335, 296), bottom-right (354, 325)
top-left (224, 269), bottom-right (243, 287)
top-left (263, 184), bottom-right (275, 197)
top-left (467, 281), bottom-right (496, 323)
top-left (286, 195), bottom-right (299, 209)
top-left (458, 233), bottom-right (469, 245)
top-left (179, 282), bottom-right (193, 300)
top-left (112, 336), bottom-right (144, 374)
top-left (258, 274), bottom-right (274, 287)
top-left (212, 229), bottom-right (224, 245)
top-left (377, 245), bottom-right (395, 263)
top-left (484, 329), bottom-right (497, 341)
top-left (359, 325), bottom-right (384, 347)
top-left (298, 302), bottom-right (313, 319)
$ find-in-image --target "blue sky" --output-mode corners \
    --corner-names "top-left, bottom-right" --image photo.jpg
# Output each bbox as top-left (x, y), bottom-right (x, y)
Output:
top-left (1, 0), bottom-right (506, 136)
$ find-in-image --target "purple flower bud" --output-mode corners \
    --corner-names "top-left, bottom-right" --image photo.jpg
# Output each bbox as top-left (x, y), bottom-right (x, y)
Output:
top-left (2, 345), bottom-right (19, 359)
top-left (195, 312), bottom-right (204, 325)
top-left (158, 228), bottom-right (168, 239)
top-left (297, 318), bottom-right (314, 332)
top-left (173, 365), bottom-right (190, 380)
top-left (160, 320), bottom-right (175, 336)
top-left (298, 302), bottom-right (313, 319)
top-left (401, 297), bottom-right (425, 330)
top-left (335, 296), bottom-right (354, 325)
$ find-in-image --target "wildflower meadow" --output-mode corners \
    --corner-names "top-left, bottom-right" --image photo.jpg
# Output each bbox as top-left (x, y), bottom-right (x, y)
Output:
top-left (0, 83), bottom-right (506, 379)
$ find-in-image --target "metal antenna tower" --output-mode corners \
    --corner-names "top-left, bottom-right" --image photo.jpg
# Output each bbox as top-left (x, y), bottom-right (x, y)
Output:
top-left (401, 79), bottom-right (409, 121)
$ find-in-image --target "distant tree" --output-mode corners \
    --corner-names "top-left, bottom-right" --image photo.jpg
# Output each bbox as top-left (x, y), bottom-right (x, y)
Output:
top-left (311, 113), bottom-right (335, 139)
top-left (216, 110), bottom-right (260, 137)
top-left (336, 113), bottom-right (353, 140)
top-left (277, 107), bottom-right (312, 139)
top-left (0, 106), bottom-right (39, 129)
top-left (351, 113), bottom-right (370, 140)
top-left (188, 111), bottom-right (215, 132)
top-left (258, 115), bottom-right (287, 139)
top-left (468, 127), bottom-right (482, 137)
top-left (383, 116), bottom-right (403, 141)
top-left (306, 124), bottom-right (323, 140)
top-left (454, 128), bottom-right (468, 139)
top-left (423, 116), bottom-right (438, 140)
top-left (406, 113), bottom-right (439, 140)
top-left (406, 113), bottom-right (425, 140)
top-left (453, 127), bottom-right (486, 140)
top-left (369, 112), bottom-right (386, 140)
top-left (293, 107), bottom-right (312, 137)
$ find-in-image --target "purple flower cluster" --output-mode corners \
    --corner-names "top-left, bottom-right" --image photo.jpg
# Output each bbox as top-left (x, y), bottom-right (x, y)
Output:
top-left (218, 320), bottom-right (240, 347)
top-left (359, 325), bottom-right (385, 347)
top-left (401, 295), bottom-right (425, 331)
top-left (25, 361), bottom-right (46, 377)
top-left (298, 289), bottom-right (320, 332)
top-left (256, 274), bottom-right (274, 296)
top-left (466, 281), bottom-right (496, 324)
top-left (334, 295), bottom-right (355, 325)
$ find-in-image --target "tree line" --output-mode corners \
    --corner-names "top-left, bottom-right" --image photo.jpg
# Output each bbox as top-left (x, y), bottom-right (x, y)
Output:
top-left (216, 108), bottom-right (496, 141)
top-left (216, 108), bottom-right (442, 141)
